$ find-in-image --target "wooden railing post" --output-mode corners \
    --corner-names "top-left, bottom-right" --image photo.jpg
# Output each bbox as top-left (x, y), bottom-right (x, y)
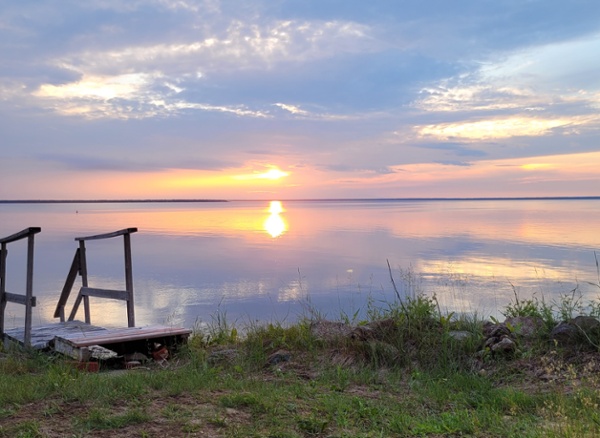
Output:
top-left (55, 248), bottom-right (81, 322)
top-left (124, 232), bottom-right (135, 327)
top-left (0, 227), bottom-right (41, 348)
top-left (0, 242), bottom-right (8, 338)
top-left (56, 228), bottom-right (138, 328)
top-left (79, 240), bottom-right (90, 324)
top-left (24, 233), bottom-right (36, 346)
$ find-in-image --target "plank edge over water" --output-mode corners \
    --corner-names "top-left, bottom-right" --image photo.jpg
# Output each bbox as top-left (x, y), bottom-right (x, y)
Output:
top-left (56, 325), bottom-right (192, 347)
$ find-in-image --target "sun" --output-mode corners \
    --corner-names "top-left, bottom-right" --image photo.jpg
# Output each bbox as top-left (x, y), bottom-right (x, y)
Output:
top-left (233, 166), bottom-right (290, 181)
top-left (260, 168), bottom-right (289, 180)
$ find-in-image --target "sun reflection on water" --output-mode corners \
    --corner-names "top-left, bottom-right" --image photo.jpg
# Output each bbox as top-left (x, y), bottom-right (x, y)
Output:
top-left (264, 201), bottom-right (287, 238)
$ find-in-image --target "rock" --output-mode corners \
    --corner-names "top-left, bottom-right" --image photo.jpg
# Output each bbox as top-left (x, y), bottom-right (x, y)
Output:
top-left (351, 319), bottom-right (397, 342)
top-left (570, 315), bottom-right (600, 333)
top-left (482, 321), bottom-right (496, 338)
top-left (448, 330), bottom-right (473, 342)
top-left (504, 316), bottom-right (544, 337)
top-left (488, 324), bottom-right (511, 339)
top-left (491, 337), bottom-right (517, 354)
top-left (551, 321), bottom-right (578, 346)
top-left (551, 316), bottom-right (600, 348)
top-left (310, 320), bottom-right (354, 341)
top-left (265, 350), bottom-right (291, 367)
top-left (480, 321), bottom-right (520, 356)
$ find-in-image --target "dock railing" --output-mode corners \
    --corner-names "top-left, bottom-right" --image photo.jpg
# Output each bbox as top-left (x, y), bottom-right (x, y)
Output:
top-left (54, 228), bottom-right (138, 328)
top-left (0, 227), bottom-right (41, 348)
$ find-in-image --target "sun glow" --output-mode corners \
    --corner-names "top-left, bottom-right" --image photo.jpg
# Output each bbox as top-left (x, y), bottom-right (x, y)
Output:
top-left (264, 200), bottom-right (287, 238)
top-left (234, 167), bottom-right (290, 181)
top-left (521, 163), bottom-right (553, 170)
top-left (262, 168), bottom-right (290, 180)
top-left (268, 200), bottom-right (284, 214)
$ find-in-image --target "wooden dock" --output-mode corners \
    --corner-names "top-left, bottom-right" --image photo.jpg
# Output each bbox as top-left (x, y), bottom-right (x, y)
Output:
top-left (1, 227), bottom-right (192, 366)
top-left (3, 321), bottom-right (192, 361)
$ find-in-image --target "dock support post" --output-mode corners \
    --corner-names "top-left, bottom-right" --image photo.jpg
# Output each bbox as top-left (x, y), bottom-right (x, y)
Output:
top-left (24, 233), bottom-right (36, 347)
top-left (0, 227), bottom-right (41, 348)
top-left (0, 242), bottom-right (7, 339)
top-left (124, 232), bottom-right (135, 327)
top-left (56, 228), bottom-right (137, 328)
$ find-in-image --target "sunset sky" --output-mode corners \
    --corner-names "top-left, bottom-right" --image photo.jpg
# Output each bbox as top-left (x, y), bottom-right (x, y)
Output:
top-left (1, 1), bottom-right (599, 200)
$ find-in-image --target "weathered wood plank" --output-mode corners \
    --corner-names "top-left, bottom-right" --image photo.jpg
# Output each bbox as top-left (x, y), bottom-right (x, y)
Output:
top-left (54, 342), bottom-right (119, 361)
top-left (53, 248), bottom-right (81, 319)
top-left (80, 287), bottom-right (129, 301)
top-left (123, 232), bottom-right (135, 327)
top-left (4, 321), bottom-right (191, 352)
top-left (4, 292), bottom-right (36, 306)
top-left (75, 228), bottom-right (138, 241)
top-left (3, 321), bottom-right (106, 350)
top-left (0, 227), bottom-right (41, 244)
top-left (24, 232), bottom-right (36, 347)
top-left (61, 325), bottom-right (192, 347)
top-left (68, 294), bottom-right (84, 322)
top-left (0, 243), bottom-right (6, 335)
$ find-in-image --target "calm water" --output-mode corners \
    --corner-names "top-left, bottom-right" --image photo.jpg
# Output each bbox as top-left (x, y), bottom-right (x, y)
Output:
top-left (1, 199), bottom-right (600, 330)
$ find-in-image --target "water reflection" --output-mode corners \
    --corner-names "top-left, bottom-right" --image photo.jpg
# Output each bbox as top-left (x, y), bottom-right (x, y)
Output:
top-left (264, 201), bottom-right (287, 238)
top-left (1, 199), bottom-right (600, 329)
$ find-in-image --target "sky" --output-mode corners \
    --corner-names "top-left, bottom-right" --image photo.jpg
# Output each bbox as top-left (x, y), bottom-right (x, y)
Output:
top-left (1, 0), bottom-right (600, 200)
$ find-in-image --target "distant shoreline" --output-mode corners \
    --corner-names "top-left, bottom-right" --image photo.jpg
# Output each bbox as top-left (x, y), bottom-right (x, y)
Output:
top-left (0, 196), bottom-right (599, 204)
top-left (0, 199), bottom-right (229, 204)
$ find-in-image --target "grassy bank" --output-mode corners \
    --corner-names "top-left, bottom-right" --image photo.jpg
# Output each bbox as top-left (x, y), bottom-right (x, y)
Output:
top-left (3, 275), bottom-right (600, 437)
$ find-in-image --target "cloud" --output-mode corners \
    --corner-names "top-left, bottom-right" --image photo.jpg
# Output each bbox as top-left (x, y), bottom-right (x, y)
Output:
top-left (417, 142), bottom-right (488, 158)
top-left (2, 1), bottom-right (600, 199)
top-left (434, 160), bottom-right (472, 167)
top-left (35, 73), bottom-right (153, 100)
top-left (29, 71), bottom-right (270, 119)
top-left (39, 152), bottom-right (238, 173)
top-left (325, 164), bottom-right (396, 174)
top-left (415, 33), bottom-right (600, 116)
top-left (415, 115), bottom-right (599, 141)
top-left (273, 103), bottom-right (310, 116)
top-left (10, 12), bottom-right (379, 120)
top-left (48, 19), bottom-right (375, 77)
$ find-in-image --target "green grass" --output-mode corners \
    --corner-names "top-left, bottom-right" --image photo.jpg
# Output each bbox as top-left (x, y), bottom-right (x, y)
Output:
top-left (0, 348), bottom-right (599, 437)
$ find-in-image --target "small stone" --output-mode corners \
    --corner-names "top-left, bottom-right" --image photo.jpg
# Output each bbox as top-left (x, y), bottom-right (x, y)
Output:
top-left (265, 350), bottom-right (291, 367)
top-left (491, 337), bottom-right (516, 354)
top-left (504, 316), bottom-right (544, 337)
top-left (489, 324), bottom-right (511, 338)
top-left (551, 321), bottom-right (579, 346)
top-left (448, 330), bottom-right (472, 342)
top-left (570, 315), bottom-right (600, 333)
top-left (310, 320), bottom-right (353, 341)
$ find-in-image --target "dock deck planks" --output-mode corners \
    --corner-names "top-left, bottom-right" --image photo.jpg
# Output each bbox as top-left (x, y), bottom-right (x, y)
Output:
top-left (3, 321), bottom-right (192, 361)
top-left (3, 321), bottom-right (108, 350)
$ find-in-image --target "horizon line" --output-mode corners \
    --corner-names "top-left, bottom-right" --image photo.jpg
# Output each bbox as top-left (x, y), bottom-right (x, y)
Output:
top-left (1, 196), bottom-right (599, 204)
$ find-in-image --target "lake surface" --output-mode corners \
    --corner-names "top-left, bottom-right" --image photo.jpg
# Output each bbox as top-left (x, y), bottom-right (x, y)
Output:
top-left (1, 199), bottom-right (600, 330)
